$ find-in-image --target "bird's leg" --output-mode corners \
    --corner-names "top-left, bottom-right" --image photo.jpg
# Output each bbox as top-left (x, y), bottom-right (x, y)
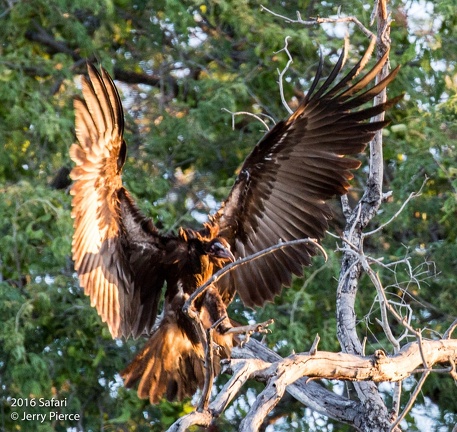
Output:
top-left (204, 286), bottom-right (232, 333)
top-left (210, 314), bottom-right (231, 355)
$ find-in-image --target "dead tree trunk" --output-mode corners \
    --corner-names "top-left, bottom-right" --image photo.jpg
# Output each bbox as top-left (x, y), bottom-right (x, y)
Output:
top-left (336, 1), bottom-right (397, 431)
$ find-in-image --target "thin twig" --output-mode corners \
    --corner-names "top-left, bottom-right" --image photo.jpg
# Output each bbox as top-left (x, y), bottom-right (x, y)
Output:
top-left (391, 380), bottom-right (402, 426)
top-left (361, 254), bottom-right (433, 373)
top-left (363, 259), bottom-right (414, 337)
top-left (274, 36), bottom-right (294, 114)
top-left (309, 334), bottom-right (320, 355)
top-left (389, 371), bottom-right (430, 432)
top-left (416, 330), bottom-right (429, 369)
top-left (364, 176), bottom-right (429, 237)
top-left (443, 318), bottom-right (457, 339)
top-left (260, 5), bottom-right (376, 40)
top-left (366, 266), bottom-right (400, 352)
top-left (221, 108), bottom-right (273, 131)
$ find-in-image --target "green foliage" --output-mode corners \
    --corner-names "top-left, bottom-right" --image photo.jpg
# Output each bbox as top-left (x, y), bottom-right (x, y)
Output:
top-left (0, 0), bottom-right (456, 430)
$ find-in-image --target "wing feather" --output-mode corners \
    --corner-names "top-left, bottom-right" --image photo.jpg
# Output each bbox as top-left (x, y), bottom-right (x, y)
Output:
top-left (70, 65), bottom-right (167, 338)
top-left (212, 47), bottom-right (401, 307)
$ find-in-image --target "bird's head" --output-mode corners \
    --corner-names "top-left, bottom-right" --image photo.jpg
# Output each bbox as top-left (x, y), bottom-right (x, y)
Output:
top-left (205, 238), bottom-right (235, 264)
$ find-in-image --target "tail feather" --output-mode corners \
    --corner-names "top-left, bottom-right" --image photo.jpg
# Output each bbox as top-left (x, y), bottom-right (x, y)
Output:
top-left (121, 314), bottom-right (232, 404)
top-left (121, 319), bottom-right (199, 403)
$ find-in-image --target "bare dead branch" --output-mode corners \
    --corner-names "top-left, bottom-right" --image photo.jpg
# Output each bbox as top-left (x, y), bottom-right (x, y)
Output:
top-left (221, 107), bottom-right (273, 131)
top-left (360, 253), bottom-right (437, 375)
top-left (167, 338), bottom-right (457, 431)
top-left (240, 339), bottom-right (457, 385)
top-left (237, 339), bottom-right (365, 426)
top-left (391, 381), bottom-right (402, 422)
top-left (167, 337), bottom-right (363, 431)
top-left (340, 194), bottom-right (353, 219)
top-left (364, 176), bottom-right (429, 237)
top-left (334, 3), bottom-right (397, 430)
top-left (225, 319), bottom-right (274, 343)
top-left (260, 5), bottom-right (376, 40)
top-left (362, 261), bottom-right (401, 352)
top-left (197, 324), bottom-right (218, 412)
top-left (166, 410), bottom-right (212, 432)
top-left (309, 334), bottom-right (320, 355)
top-left (274, 36), bottom-right (294, 114)
top-left (444, 319), bottom-right (457, 339)
top-left (389, 371), bottom-right (430, 432)
top-left (363, 258), bottom-right (421, 340)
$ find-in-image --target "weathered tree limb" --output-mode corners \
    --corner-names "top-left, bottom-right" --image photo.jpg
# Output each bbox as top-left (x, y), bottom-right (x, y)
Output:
top-left (166, 338), bottom-right (457, 432)
top-left (166, 410), bottom-right (212, 432)
top-left (235, 338), bottom-right (457, 432)
top-left (231, 339), bottom-right (457, 385)
top-left (233, 338), bottom-right (361, 424)
top-left (167, 341), bottom-right (359, 432)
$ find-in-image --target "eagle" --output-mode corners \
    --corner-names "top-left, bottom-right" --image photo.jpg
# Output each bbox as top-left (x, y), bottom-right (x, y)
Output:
top-left (70, 45), bottom-right (400, 403)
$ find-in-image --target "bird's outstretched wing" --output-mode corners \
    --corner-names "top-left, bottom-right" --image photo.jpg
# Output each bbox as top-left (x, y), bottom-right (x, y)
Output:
top-left (211, 47), bottom-right (402, 307)
top-left (70, 65), bottom-right (170, 339)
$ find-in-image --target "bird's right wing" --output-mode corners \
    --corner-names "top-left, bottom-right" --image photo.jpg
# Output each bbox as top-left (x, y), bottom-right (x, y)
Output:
top-left (70, 65), bottom-right (168, 339)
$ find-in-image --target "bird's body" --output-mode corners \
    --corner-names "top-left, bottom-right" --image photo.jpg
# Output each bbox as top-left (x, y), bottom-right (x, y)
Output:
top-left (70, 45), bottom-right (401, 403)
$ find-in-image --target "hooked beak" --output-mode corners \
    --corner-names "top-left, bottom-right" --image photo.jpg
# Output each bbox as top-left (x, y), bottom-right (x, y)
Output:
top-left (220, 247), bottom-right (235, 263)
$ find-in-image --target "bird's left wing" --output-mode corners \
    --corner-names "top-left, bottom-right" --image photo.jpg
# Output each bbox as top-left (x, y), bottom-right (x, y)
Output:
top-left (211, 47), bottom-right (402, 307)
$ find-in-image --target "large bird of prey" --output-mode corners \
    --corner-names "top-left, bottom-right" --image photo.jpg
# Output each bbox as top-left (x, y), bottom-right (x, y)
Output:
top-left (70, 45), bottom-right (400, 403)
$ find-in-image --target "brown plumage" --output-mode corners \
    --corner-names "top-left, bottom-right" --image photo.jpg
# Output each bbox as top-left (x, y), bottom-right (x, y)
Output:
top-left (70, 46), bottom-right (401, 404)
